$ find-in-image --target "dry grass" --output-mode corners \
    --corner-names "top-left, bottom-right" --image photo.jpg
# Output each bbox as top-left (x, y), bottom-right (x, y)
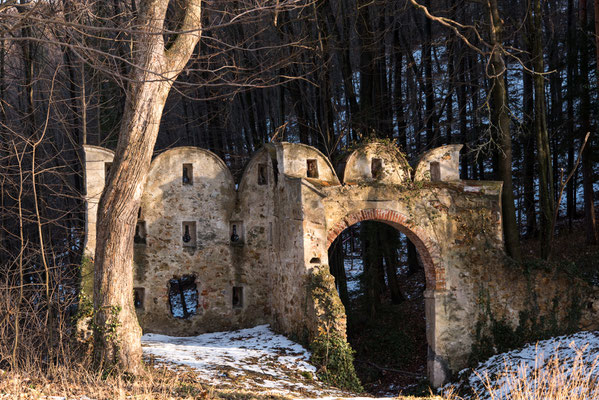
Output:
top-left (3, 347), bottom-right (597, 400)
top-left (0, 361), bottom-right (295, 400)
top-left (444, 343), bottom-right (599, 400)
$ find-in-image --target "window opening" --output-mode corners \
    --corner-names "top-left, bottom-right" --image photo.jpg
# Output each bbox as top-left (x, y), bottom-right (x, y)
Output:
top-left (371, 158), bottom-right (383, 180)
top-left (306, 159), bottom-right (319, 178)
top-left (230, 221), bottom-right (243, 244)
top-left (272, 159), bottom-right (279, 185)
top-left (257, 163), bottom-right (268, 185)
top-left (133, 287), bottom-right (145, 309)
top-left (182, 163), bottom-right (193, 185)
top-left (104, 162), bottom-right (112, 185)
top-left (232, 286), bottom-right (243, 308)
top-left (182, 221), bottom-right (196, 246)
top-left (168, 275), bottom-right (198, 319)
top-left (134, 221), bottom-right (146, 244)
top-left (310, 257), bottom-right (321, 264)
top-left (230, 225), bottom-right (239, 242)
top-left (430, 161), bottom-right (441, 182)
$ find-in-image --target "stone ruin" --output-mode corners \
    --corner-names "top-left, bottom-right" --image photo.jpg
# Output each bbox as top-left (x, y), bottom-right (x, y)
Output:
top-left (83, 141), bottom-right (599, 387)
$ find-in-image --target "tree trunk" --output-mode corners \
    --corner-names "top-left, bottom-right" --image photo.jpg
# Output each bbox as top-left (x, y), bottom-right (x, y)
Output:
top-left (469, 54), bottom-right (483, 180)
top-left (423, 0), bottom-right (436, 147)
top-left (456, 15), bottom-right (469, 179)
top-left (361, 222), bottom-right (384, 318)
top-left (567, 0), bottom-right (576, 228)
top-left (530, 0), bottom-right (555, 259)
top-left (357, 0), bottom-right (374, 136)
top-left (382, 226), bottom-right (403, 304)
top-left (595, 0), bottom-right (599, 67)
top-left (522, 49), bottom-right (537, 238)
top-left (406, 239), bottom-right (420, 276)
top-left (579, 0), bottom-right (598, 244)
top-left (93, 0), bottom-right (201, 374)
top-left (330, 0), bottom-right (359, 142)
top-left (328, 238), bottom-right (350, 309)
top-left (392, 26), bottom-right (407, 150)
top-left (486, 0), bottom-right (522, 261)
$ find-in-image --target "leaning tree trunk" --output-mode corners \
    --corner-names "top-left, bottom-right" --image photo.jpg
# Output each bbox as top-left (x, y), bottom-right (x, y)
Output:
top-left (93, 0), bottom-right (201, 374)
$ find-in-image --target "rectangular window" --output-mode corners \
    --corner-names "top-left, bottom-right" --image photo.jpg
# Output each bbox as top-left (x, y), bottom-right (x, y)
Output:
top-left (134, 221), bottom-right (147, 244)
top-left (182, 221), bottom-right (197, 247)
top-left (232, 286), bottom-right (243, 308)
top-left (230, 221), bottom-right (244, 244)
top-left (104, 162), bottom-right (112, 185)
top-left (133, 287), bottom-right (145, 310)
top-left (169, 276), bottom-right (198, 319)
top-left (182, 163), bottom-right (193, 185)
top-left (430, 161), bottom-right (441, 182)
top-left (272, 159), bottom-right (279, 185)
top-left (257, 163), bottom-right (268, 185)
top-left (371, 158), bottom-right (383, 179)
top-left (306, 159), bottom-right (319, 178)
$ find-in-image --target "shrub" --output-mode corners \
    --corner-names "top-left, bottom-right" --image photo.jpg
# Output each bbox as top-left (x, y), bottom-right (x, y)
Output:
top-left (310, 327), bottom-right (363, 392)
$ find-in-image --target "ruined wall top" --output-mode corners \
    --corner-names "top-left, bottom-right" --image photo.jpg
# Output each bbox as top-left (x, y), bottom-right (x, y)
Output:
top-left (413, 144), bottom-right (462, 182)
top-left (85, 142), bottom-right (465, 198)
top-left (145, 146), bottom-right (235, 198)
top-left (343, 141), bottom-right (411, 185)
top-left (273, 142), bottom-right (340, 185)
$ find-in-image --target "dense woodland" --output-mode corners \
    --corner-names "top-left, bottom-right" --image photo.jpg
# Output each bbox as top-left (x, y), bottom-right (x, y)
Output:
top-left (0, 0), bottom-right (597, 390)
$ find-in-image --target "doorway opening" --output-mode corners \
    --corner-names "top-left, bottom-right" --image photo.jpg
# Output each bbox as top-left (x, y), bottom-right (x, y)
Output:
top-left (328, 221), bottom-right (427, 395)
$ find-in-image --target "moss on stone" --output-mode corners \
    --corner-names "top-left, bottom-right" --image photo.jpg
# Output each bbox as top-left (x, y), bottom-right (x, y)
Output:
top-left (469, 265), bottom-right (586, 366)
top-left (310, 329), bottom-right (363, 392)
top-left (80, 254), bottom-right (94, 300)
top-left (307, 267), bottom-right (362, 392)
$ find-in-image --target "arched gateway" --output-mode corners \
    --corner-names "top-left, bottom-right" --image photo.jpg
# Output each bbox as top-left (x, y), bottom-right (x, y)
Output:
top-left (326, 208), bottom-right (444, 290)
top-left (83, 141), bottom-right (508, 386)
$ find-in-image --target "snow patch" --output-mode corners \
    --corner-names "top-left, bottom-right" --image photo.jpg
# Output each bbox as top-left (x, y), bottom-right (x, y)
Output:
top-left (445, 330), bottom-right (599, 400)
top-left (142, 324), bottom-right (348, 397)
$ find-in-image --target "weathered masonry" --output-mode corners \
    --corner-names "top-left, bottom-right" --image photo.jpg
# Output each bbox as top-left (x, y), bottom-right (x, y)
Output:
top-left (83, 141), bottom-right (599, 387)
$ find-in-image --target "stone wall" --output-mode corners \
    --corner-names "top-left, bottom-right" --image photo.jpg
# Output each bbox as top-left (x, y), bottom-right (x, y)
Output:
top-left (83, 140), bottom-right (599, 387)
top-left (267, 142), bottom-right (339, 340)
top-left (81, 145), bottom-right (114, 297)
top-left (134, 147), bottom-right (240, 335)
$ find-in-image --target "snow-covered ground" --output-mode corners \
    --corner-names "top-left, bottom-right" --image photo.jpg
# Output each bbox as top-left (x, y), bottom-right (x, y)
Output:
top-left (142, 324), bottom-right (349, 398)
top-left (445, 330), bottom-right (599, 399)
top-left (142, 323), bottom-right (599, 400)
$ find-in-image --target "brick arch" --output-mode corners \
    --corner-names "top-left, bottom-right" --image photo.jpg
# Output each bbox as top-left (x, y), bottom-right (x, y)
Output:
top-left (326, 208), bottom-right (446, 291)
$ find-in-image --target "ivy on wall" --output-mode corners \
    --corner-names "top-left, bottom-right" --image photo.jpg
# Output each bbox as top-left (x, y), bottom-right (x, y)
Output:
top-left (307, 267), bottom-right (363, 392)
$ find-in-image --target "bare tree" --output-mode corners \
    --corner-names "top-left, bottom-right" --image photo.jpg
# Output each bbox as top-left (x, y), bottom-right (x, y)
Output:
top-left (92, 0), bottom-right (202, 373)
